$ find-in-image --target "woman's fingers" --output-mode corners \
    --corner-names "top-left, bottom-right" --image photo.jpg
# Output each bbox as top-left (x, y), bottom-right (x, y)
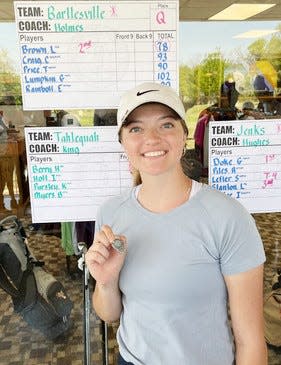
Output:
top-left (93, 241), bottom-right (110, 259)
top-left (91, 249), bottom-right (108, 265)
top-left (86, 226), bottom-right (127, 271)
top-left (92, 225), bottom-right (115, 248)
top-left (86, 227), bottom-right (127, 285)
top-left (86, 245), bottom-right (109, 269)
top-left (100, 224), bottom-right (116, 244)
top-left (94, 226), bottom-right (127, 254)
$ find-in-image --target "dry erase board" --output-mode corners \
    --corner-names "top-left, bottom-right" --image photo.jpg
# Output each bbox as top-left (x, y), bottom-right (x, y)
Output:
top-left (208, 119), bottom-right (281, 213)
top-left (14, 1), bottom-right (179, 110)
top-left (25, 126), bottom-right (131, 223)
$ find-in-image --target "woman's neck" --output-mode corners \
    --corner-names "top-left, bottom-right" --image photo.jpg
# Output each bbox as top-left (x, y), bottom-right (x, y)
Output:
top-left (137, 171), bottom-right (192, 213)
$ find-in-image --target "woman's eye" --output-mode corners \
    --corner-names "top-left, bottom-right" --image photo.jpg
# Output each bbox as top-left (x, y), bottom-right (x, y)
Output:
top-left (129, 126), bottom-right (141, 133)
top-left (162, 122), bottom-right (174, 129)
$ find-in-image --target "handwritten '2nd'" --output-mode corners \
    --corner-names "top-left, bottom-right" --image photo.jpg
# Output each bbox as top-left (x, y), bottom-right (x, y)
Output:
top-left (79, 41), bottom-right (93, 53)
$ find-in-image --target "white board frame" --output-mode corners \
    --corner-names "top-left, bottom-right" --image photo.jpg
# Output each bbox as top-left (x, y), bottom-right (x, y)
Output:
top-left (14, 1), bottom-right (179, 110)
top-left (25, 126), bottom-right (131, 222)
top-left (209, 119), bottom-right (281, 213)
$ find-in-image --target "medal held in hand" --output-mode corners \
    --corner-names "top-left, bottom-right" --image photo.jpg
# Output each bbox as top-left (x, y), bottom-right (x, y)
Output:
top-left (111, 238), bottom-right (126, 253)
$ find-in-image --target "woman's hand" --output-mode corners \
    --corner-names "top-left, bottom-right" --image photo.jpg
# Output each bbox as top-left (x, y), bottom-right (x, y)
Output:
top-left (85, 224), bottom-right (127, 287)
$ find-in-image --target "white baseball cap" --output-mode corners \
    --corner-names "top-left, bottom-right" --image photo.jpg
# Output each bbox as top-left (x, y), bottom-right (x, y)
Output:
top-left (117, 82), bottom-right (186, 129)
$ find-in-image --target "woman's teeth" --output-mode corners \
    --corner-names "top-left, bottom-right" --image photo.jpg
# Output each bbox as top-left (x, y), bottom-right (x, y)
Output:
top-left (143, 151), bottom-right (165, 157)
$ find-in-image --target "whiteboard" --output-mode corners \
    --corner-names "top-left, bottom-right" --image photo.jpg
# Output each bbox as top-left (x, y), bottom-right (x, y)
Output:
top-left (14, 1), bottom-right (179, 110)
top-left (208, 119), bottom-right (281, 213)
top-left (25, 126), bottom-right (131, 223)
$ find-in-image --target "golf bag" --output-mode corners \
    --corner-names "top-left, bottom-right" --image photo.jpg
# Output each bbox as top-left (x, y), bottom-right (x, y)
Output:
top-left (0, 215), bottom-right (73, 340)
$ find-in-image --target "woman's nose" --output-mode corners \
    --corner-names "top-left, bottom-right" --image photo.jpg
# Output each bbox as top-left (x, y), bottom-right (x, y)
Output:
top-left (144, 127), bottom-right (160, 143)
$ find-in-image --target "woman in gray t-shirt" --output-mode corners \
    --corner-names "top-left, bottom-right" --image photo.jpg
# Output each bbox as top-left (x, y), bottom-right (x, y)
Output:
top-left (86, 82), bottom-right (267, 365)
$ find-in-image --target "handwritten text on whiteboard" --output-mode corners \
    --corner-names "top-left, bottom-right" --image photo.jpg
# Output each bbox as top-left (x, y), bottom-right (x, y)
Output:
top-left (209, 119), bottom-right (281, 213)
top-left (25, 126), bottom-right (131, 223)
top-left (14, 1), bottom-right (179, 110)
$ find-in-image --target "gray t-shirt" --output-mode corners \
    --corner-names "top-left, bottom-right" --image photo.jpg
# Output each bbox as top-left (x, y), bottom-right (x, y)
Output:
top-left (96, 183), bottom-right (266, 365)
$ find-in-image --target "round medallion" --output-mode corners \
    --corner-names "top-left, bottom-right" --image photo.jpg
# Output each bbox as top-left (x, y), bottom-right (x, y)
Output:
top-left (111, 238), bottom-right (125, 253)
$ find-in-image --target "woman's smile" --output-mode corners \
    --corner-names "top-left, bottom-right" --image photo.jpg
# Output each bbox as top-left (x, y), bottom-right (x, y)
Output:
top-left (142, 150), bottom-right (166, 158)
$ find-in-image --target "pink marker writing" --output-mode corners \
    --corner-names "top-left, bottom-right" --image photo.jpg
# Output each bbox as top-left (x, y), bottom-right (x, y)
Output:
top-left (79, 40), bottom-right (93, 54)
top-left (262, 171), bottom-right (278, 188)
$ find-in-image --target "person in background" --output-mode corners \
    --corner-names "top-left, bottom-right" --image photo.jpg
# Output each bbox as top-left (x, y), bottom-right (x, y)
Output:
top-left (220, 77), bottom-right (239, 109)
top-left (270, 93), bottom-right (281, 116)
top-left (85, 82), bottom-right (267, 365)
top-left (253, 73), bottom-right (274, 113)
top-left (239, 101), bottom-right (265, 120)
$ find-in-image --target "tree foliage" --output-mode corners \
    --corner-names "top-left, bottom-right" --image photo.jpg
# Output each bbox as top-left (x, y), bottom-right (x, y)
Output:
top-left (0, 49), bottom-right (21, 104)
top-left (179, 64), bottom-right (197, 107)
top-left (180, 51), bottom-right (229, 107)
top-left (247, 39), bottom-right (267, 59)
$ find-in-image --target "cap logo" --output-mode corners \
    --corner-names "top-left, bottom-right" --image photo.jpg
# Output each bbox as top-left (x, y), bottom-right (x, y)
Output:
top-left (136, 89), bottom-right (159, 96)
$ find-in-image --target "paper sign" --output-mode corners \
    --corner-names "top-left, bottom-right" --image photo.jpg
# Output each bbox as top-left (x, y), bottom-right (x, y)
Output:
top-left (25, 126), bottom-right (131, 222)
top-left (14, 1), bottom-right (179, 110)
top-left (209, 119), bottom-right (281, 213)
